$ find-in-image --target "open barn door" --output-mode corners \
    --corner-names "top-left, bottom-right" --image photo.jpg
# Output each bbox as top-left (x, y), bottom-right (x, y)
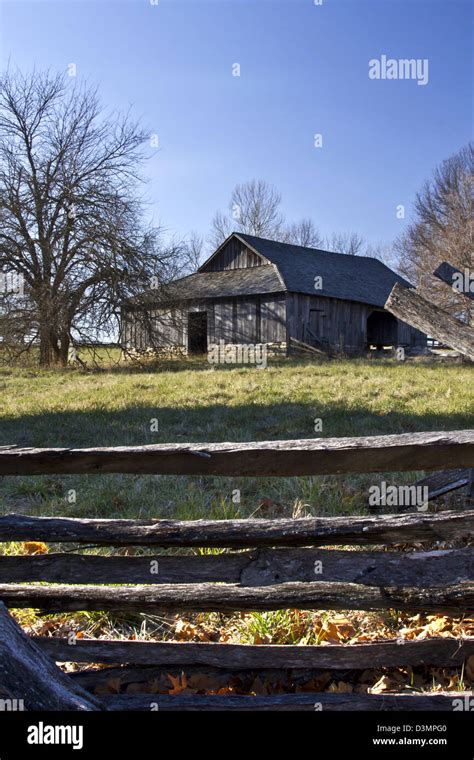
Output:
top-left (187, 311), bottom-right (208, 354)
top-left (367, 310), bottom-right (398, 348)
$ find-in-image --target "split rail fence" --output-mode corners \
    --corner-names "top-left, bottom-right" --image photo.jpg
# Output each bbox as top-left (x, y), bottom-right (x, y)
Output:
top-left (0, 430), bottom-right (473, 710)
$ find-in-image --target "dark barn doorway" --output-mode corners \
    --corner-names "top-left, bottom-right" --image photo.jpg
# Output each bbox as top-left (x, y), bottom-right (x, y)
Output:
top-left (367, 310), bottom-right (398, 349)
top-left (187, 311), bottom-right (208, 354)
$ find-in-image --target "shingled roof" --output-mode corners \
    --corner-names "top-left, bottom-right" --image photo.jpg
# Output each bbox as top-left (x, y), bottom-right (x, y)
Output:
top-left (131, 233), bottom-right (411, 309)
top-left (226, 233), bottom-right (412, 308)
top-left (130, 264), bottom-right (283, 306)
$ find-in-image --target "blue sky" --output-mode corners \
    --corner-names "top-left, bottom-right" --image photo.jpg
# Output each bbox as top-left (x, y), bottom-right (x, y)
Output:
top-left (0, 0), bottom-right (472, 253)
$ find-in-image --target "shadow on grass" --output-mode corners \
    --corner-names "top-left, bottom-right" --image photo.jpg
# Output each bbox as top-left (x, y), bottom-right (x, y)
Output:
top-left (0, 399), bottom-right (471, 449)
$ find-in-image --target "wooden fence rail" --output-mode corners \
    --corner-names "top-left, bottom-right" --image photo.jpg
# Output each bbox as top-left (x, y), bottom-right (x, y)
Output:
top-left (434, 262), bottom-right (474, 302)
top-left (100, 692), bottom-right (469, 712)
top-left (385, 282), bottom-right (474, 360)
top-left (1, 546), bottom-right (471, 586)
top-left (1, 580), bottom-right (472, 614)
top-left (35, 636), bottom-right (474, 669)
top-left (0, 430), bottom-right (472, 476)
top-left (0, 603), bottom-right (101, 711)
top-left (1, 510), bottom-right (471, 546)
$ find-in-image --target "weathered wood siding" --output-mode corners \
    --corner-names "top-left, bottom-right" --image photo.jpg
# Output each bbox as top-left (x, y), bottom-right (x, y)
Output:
top-left (213, 295), bottom-right (286, 344)
top-left (121, 307), bottom-right (151, 350)
top-left (123, 292), bottom-right (424, 355)
top-left (397, 318), bottom-right (427, 348)
top-left (260, 295), bottom-right (286, 342)
top-left (286, 295), bottom-right (426, 352)
top-left (286, 293), bottom-right (369, 352)
top-left (124, 294), bottom-right (286, 352)
top-left (150, 308), bottom-right (184, 347)
top-left (201, 238), bottom-right (266, 271)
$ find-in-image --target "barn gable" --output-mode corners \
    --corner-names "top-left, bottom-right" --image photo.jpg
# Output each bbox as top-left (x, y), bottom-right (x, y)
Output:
top-left (198, 235), bottom-right (270, 272)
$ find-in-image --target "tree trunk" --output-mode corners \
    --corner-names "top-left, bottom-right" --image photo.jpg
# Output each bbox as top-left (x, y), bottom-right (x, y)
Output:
top-left (37, 292), bottom-right (60, 367)
top-left (38, 319), bottom-right (69, 367)
top-left (58, 332), bottom-right (70, 367)
top-left (38, 322), bottom-right (54, 367)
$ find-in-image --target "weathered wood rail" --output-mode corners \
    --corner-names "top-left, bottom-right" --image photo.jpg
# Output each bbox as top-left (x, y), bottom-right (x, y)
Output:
top-left (0, 431), bottom-right (473, 711)
top-left (97, 692), bottom-right (469, 712)
top-left (0, 430), bottom-right (472, 475)
top-left (2, 579), bottom-right (472, 614)
top-left (1, 509), bottom-right (470, 546)
top-left (35, 636), bottom-right (474, 669)
top-left (367, 468), bottom-right (472, 513)
top-left (0, 603), bottom-right (101, 711)
top-left (386, 283), bottom-right (474, 360)
top-left (1, 544), bottom-right (471, 586)
top-left (385, 274), bottom-right (474, 360)
top-left (414, 468), bottom-right (471, 501)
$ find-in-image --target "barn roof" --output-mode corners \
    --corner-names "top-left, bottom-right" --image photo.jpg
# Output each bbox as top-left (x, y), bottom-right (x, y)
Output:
top-left (222, 233), bottom-right (412, 308)
top-left (130, 233), bottom-right (411, 309)
top-left (129, 264), bottom-right (283, 306)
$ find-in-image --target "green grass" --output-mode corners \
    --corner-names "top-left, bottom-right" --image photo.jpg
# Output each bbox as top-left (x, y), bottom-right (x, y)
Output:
top-left (0, 356), bottom-right (471, 520)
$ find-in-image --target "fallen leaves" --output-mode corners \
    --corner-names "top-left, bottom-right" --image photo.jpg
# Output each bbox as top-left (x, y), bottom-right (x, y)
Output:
top-left (368, 674), bottom-right (404, 694)
top-left (167, 673), bottom-right (188, 695)
top-left (397, 614), bottom-right (473, 643)
top-left (314, 616), bottom-right (357, 644)
top-left (328, 681), bottom-right (353, 694)
top-left (174, 618), bottom-right (226, 642)
top-left (21, 541), bottom-right (48, 555)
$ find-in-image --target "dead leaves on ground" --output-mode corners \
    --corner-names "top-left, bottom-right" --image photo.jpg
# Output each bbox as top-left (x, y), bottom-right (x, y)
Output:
top-left (21, 603), bottom-right (473, 699)
top-left (174, 618), bottom-right (230, 643)
top-left (314, 616), bottom-right (357, 644)
top-left (398, 614), bottom-right (474, 641)
top-left (172, 611), bottom-right (473, 647)
top-left (20, 541), bottom-right (48, 555)
top-left (91, 657), bottom-right (473, 698)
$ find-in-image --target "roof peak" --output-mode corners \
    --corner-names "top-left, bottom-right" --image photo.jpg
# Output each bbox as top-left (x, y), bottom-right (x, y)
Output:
top-left (233, 231), bottom-right (389, 265)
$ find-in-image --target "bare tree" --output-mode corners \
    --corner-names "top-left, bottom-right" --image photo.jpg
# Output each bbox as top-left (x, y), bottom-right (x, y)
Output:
top-left (365, 242), bottom-right (401, 272)
top-left (282, 218), bottom-right (324, 248)
top-left (184, 231), bottom-right (204, 271)
top-left (395, 143), bottom-right (473, 320)
top-left (325, 231), bottom-right (365, 256)
top-left (209, 180), bottom-right (371, 259)
top-left (209, 210), bottom-right (233, 250)
top-left (209, 180), bottom-right (285, 248)
top-left (0, 69), bottom-right (182, 366)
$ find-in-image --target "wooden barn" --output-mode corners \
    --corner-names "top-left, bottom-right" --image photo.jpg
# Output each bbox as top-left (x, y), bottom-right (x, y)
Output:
top-left (121, 232), bottom-right (426, 357)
